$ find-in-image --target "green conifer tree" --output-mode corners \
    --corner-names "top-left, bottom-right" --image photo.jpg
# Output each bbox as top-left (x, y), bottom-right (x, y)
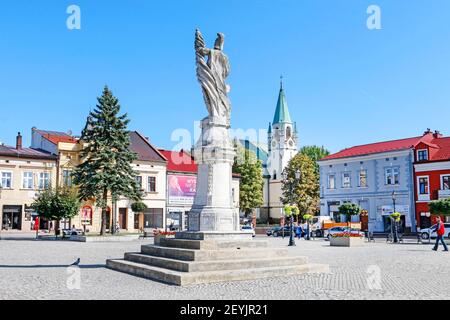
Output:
top-left (72, 86), bottom-right (142, 235)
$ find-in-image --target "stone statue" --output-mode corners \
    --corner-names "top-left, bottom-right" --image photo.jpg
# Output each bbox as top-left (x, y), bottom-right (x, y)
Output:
top-left (195, 29), bottom-right (231, 126)
top-left (189, 30), bottom-right (239, 233)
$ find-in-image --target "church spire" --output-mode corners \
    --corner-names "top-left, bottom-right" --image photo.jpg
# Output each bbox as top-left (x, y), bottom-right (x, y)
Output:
top-left (272, 77), bottom-right (292, 125)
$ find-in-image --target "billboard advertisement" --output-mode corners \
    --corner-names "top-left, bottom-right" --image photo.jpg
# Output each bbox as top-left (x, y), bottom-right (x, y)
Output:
top-left (168, 175), bottom-right (197, 205)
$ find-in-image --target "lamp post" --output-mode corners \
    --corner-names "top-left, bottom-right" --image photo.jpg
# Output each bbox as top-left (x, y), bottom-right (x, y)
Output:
top-left (283, 169), bottom-right (301, 247)
top-left (392, 191), bottom-right (398, 243)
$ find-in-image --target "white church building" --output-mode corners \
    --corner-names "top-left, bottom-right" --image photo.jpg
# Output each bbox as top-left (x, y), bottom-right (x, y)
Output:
top-left (259, 82), bottom-right (298, 222)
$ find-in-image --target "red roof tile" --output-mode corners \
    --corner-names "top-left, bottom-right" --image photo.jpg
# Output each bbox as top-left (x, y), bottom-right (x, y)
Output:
top-left (35, 129), bottom-right (78, 145)
top-left (321, 136), bottom-right (424, 161)
top-left (429, 137), bottom-right (450, 161)
top-left (158, 149), bottom-right (198, 173)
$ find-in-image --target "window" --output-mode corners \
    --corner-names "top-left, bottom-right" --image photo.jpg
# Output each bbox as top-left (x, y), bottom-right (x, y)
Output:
top-left (442, 176), bottom-right (450, 190)
top-left (144, 208), bottom-right (163, 228)
top-left (286, 126), bottom-right (292, 139)
top-left (147, 176), bottom-right (156, 192)
top-left (342, 172), bottom-right (351, 188)
top-left (38, 172), bottom-right (51, 189)
top-left (417, 149), bottom-right (429, 161)
top-left (1, 172), bottom-right (12, 189)
top-left (22, 172), bottom-right (33, 189)
top-left (135, 176), bottom-right (143, 189)
top-left (358, 170), bottom-right (368, 188)
top-left (418, 177), bottom-right (429, 195)
top-left (385, 167), bottom-right (400, 185)
top-left (62, 170), bottom-right (72, 187)
top-left (327, 174), bottom-right (336, 189)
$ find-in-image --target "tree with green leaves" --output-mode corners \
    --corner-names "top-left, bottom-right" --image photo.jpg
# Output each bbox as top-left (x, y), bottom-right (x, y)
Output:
top-left (72, 86), bottom-right (142, 235)
top-left (131, 202), bottom-right (148, 214)
top-left (233, 145), bottom-right (264, 217)
top-left (429, 198), bottom-right (450, 216)
top-left (31, 187), bottom-right (80, 237)
top-left (281, 153), bottom-right (320, 216)
top-left (299, 145), bottom-right (330, 174)
top-left (338, 203), bottom-right (362, 230)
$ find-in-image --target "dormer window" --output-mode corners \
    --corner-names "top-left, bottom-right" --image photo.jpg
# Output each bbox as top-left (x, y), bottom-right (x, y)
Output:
top-left (417, 149), bottom-right (429, 161)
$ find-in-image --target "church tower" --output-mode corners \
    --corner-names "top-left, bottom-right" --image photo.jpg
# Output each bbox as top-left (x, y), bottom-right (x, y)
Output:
top-left (267, 79), bottom-right (298, 181)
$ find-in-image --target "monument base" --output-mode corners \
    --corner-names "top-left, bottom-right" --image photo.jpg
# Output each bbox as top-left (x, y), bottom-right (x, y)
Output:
top-left (106, 232), bottom-right (329, 286)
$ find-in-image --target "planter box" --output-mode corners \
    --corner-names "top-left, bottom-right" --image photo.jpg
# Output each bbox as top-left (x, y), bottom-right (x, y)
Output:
top-left (330, 236), bottom-right (364, 247)
top-left (154, 234), bottom-right (175, 246)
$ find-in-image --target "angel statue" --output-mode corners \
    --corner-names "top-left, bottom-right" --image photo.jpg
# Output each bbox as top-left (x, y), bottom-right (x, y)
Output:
top-left (195, 29), bottom-right (231, 126)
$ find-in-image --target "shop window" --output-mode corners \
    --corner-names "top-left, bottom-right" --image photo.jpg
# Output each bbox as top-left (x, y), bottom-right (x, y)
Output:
top-left (144, 208), bottom-right (163, 228)
top-left (81, 206), bottom-right (93, 226)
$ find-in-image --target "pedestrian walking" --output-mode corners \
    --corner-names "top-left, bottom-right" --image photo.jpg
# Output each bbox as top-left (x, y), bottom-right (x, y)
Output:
top-left (295, 224), bottom-right (303, 239)
top-left (432, 217), bottom-right (448, 252)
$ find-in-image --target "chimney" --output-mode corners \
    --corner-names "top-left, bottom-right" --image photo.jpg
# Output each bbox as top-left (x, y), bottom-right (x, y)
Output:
top-left (434, 130), bottom-right (443, 139)
top-left (424, 128), bottom-right (432, 136)
top-left (16, 132), bottom-right (22, 150)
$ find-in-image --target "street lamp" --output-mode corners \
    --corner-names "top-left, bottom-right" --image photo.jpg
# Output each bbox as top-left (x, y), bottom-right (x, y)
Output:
top-left (391, 191), bottom-right (399, 243)
top-left (283, 169), bottom-right (301, 247)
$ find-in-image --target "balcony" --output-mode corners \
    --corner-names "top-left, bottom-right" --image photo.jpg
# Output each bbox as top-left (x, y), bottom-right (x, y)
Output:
top-left (438, 189), bottom-right (450, 199)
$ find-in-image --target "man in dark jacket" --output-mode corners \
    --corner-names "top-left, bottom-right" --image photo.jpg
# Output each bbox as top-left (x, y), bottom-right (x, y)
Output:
top-left (432, 217), bottom-right (448, 252)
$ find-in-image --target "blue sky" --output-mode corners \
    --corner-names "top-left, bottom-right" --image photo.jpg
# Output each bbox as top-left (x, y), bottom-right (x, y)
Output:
top-left (1, 0), bottom-right (450, 153)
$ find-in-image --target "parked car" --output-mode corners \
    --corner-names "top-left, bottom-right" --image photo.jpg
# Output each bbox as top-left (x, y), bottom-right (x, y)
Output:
top-left (241, 225), bottom-right (256, 237)
top-left (266, 226), bottom-right (295, 237)
top-left (324, 227), bottom-right (364, 240)
top-left (420, 223), bottom-right (450, 240)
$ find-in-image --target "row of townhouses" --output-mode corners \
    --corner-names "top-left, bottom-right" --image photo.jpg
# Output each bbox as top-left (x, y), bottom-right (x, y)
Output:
top-left (0, 128), bottom-right (240, 233)
top-left (318, 129), bottom-right (450, 233)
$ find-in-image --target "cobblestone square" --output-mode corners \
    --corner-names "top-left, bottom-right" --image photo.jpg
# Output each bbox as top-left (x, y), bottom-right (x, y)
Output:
top-left (0, 234), bottom-right (449, 300)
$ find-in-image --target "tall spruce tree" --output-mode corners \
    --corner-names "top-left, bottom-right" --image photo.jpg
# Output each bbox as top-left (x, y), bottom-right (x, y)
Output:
top-left (72, 86), bottom-right (142, 235)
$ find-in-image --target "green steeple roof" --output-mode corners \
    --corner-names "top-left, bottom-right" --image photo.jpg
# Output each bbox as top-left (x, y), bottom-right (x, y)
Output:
top-left (272, 84), bottom-right (292, 125)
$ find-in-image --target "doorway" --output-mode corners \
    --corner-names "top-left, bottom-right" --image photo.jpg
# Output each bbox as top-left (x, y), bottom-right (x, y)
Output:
top-left (119, 208), bottom-right (127, 230)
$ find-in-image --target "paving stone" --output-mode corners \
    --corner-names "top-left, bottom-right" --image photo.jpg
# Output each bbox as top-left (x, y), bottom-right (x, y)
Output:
top-left (0, 235), bottom-right (449, 300)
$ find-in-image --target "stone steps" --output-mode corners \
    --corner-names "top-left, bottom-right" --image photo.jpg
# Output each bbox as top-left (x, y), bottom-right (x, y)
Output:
top-left (159, 238), bottom-right (268, 250)
top-left (106, 259), bottom-right (329, 286)
top-left (141, 245), bottom-right (288, 262)
top-left (124, 252), bottom-right (308, 272)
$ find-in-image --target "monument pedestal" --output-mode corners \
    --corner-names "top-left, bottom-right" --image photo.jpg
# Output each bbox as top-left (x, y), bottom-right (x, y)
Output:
top-left (107, 234), bottom-right (329, 286)
top-left (188, 117), bottom-right (239, 233)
